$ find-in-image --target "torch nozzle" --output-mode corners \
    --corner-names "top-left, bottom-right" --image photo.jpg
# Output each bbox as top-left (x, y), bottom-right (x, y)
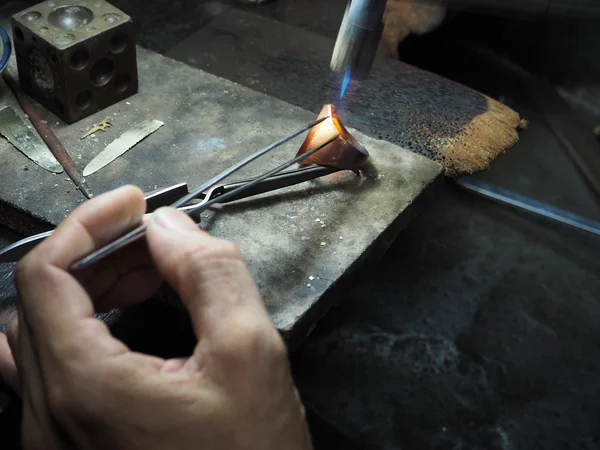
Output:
top-left (330, 0), bottom-right (388, 79)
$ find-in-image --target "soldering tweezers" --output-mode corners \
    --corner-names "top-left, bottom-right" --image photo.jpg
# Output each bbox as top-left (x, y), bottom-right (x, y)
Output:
top-left (0, 165), bottom-right (338, 263)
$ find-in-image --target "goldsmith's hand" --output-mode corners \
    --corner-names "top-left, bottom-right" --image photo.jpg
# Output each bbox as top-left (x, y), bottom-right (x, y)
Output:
top-left (0, 186), bottom-right (311, 450)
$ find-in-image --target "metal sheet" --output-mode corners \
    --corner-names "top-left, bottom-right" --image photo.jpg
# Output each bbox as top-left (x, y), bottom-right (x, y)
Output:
top-left (0, 106), bottom-right (63, 173)
top-left (83, 119), bottom-right (164, 176)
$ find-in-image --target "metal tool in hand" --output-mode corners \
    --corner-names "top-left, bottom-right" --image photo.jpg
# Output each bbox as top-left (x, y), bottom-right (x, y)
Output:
top-left (0, 165), bottom-right (338, 263)
top-left (0, 118), bottom-right (339, 264)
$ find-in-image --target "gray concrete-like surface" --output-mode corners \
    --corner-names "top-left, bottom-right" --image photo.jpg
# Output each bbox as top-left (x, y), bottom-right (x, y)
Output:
top-left (0, 46), bottom-right (442, 339)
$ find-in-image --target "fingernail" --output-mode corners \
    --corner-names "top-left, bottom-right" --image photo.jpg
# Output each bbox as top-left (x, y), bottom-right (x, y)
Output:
top-left (150, 207), bottom-right (194, 231)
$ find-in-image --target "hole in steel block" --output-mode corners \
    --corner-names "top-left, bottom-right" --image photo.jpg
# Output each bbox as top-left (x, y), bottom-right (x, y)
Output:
top-left (54, 98), bottom-right (65, 115)
top-left (14, 27), bottom-right (24, 41)
top-left (110, 33), bottom-right (127, 53)
top-left (90, 58), bottom-right (115, 87)
top-left (70, 48), bottom-right (89, 70)
top-left (48, 50), bottom-right (58, 65)
top-left (103, 13), bottom-right (121, 25)
top-left (29, 49), bottom-right (54, 91)
top-left (76, 90), bottom-right (92, 110)
top-left (22, 11), bottom-right (42, 22)
top-left (54, 33), bottom-right (75, 46)
top-left (114, 73), bottom-right (130, 93)
top-left (49, 6), bottom-right (94, 31)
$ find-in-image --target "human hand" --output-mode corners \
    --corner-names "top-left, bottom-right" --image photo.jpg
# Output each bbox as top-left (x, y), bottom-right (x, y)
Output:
top-left (0, 185), bottom-right (311, 450)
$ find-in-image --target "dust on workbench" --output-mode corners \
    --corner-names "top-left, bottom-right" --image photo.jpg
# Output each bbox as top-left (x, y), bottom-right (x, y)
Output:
top-left (0, 47), bottom-right (443, 343)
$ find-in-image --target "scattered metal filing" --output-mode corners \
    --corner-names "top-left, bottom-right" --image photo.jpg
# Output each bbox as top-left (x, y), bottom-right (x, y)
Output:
top-left (3, 71), bottom-right (93, 198)
top-left (83, 119), bottom-right (164, 176)
top-left (0, 106), bottom-right (63, 173)
top-left (11, 0), bottom-right (138, 124)
top-left (0, 166), bottom-right (340, 263)
top-left (81, 117), bottom-right (112, 140)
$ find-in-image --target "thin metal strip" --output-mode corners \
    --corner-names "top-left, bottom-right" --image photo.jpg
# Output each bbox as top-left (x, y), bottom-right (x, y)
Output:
top-left (0, 106), bottom-right (63, 173)
top-left (83, 119), bottom-right (165, 176)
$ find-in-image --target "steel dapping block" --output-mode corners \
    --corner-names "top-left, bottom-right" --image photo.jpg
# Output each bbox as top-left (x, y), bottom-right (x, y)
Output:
top-left (11, 1), bottom-right (138, 124)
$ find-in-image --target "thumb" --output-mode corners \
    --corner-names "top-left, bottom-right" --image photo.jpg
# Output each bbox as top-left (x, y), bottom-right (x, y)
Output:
top-left (146, 208), bottom-right (270, 342)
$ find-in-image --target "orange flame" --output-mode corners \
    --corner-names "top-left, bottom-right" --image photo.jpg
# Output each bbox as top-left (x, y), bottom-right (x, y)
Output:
top-left (296, 104), bottom-right (369, 170)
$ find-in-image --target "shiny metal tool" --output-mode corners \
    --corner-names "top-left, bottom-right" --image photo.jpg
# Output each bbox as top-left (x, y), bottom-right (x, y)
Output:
top-left (83, 119), bottom-right (165, 176)
top-left (456, 177), bottom-right (600, 238)
top-left (3, 72), bottom-right (94, 198)
top-left (0, 165), bottom-right (339, 263)
top-left (0, 106), bottom-right (63, 173)
top-left (331, 0), bottom-right (387, 79)
top-left (0, 183), bottom-right (187, 263)
top-left (330, 0), bottom-right (600, 80)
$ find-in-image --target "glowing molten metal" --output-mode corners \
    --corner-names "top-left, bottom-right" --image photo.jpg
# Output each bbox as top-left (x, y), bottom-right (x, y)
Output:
top-left (296, 104), bottom-right (369, 170)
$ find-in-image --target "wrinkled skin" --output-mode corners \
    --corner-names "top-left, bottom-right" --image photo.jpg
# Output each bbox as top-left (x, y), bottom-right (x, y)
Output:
top-left (0, 185), bottom-right (311, 450)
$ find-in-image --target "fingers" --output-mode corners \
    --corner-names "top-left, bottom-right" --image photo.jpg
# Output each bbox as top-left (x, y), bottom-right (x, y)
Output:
top-left (146, 207), bottom-right (272, 343)
top-left (15, 185), bottom-right (145, 362)
top-left (40, 184), bottom-right (146, 268)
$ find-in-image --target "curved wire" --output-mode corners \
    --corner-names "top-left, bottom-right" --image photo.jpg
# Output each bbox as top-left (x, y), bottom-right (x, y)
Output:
top-left (0, 27), bottom-right (11, 75)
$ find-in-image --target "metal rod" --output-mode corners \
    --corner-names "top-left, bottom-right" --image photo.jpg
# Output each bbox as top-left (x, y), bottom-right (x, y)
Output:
top-left (1, 166), bottom-right (339, 263)
top-left (3, 72), bottom-right (94, 199)
top-left (456, 177), bottom-right (600, 238)
top-left (70, 119), bottom-right (332, 270)
top-left (190, 134), bottom-right (339, 215)
top-left (213, 166), bottom-right (339, 204)
top-left (171, 117), bottom-right (327, 209)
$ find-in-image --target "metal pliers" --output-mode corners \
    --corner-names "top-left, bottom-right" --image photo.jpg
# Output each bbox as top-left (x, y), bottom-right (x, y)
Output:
top-left (0, 166), bottom-right (338, 263)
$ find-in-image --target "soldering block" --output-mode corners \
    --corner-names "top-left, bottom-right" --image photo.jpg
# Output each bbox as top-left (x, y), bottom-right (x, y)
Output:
top-left (11, 0), bottom-right (138, 124)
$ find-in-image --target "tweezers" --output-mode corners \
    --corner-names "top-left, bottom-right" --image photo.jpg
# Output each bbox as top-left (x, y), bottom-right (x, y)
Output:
top-left (0, 165), bottom-right (339, 263)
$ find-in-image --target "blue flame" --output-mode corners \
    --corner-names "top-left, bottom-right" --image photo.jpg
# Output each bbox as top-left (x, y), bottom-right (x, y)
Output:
top-left (340, 67), bottom-right (352, 100)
